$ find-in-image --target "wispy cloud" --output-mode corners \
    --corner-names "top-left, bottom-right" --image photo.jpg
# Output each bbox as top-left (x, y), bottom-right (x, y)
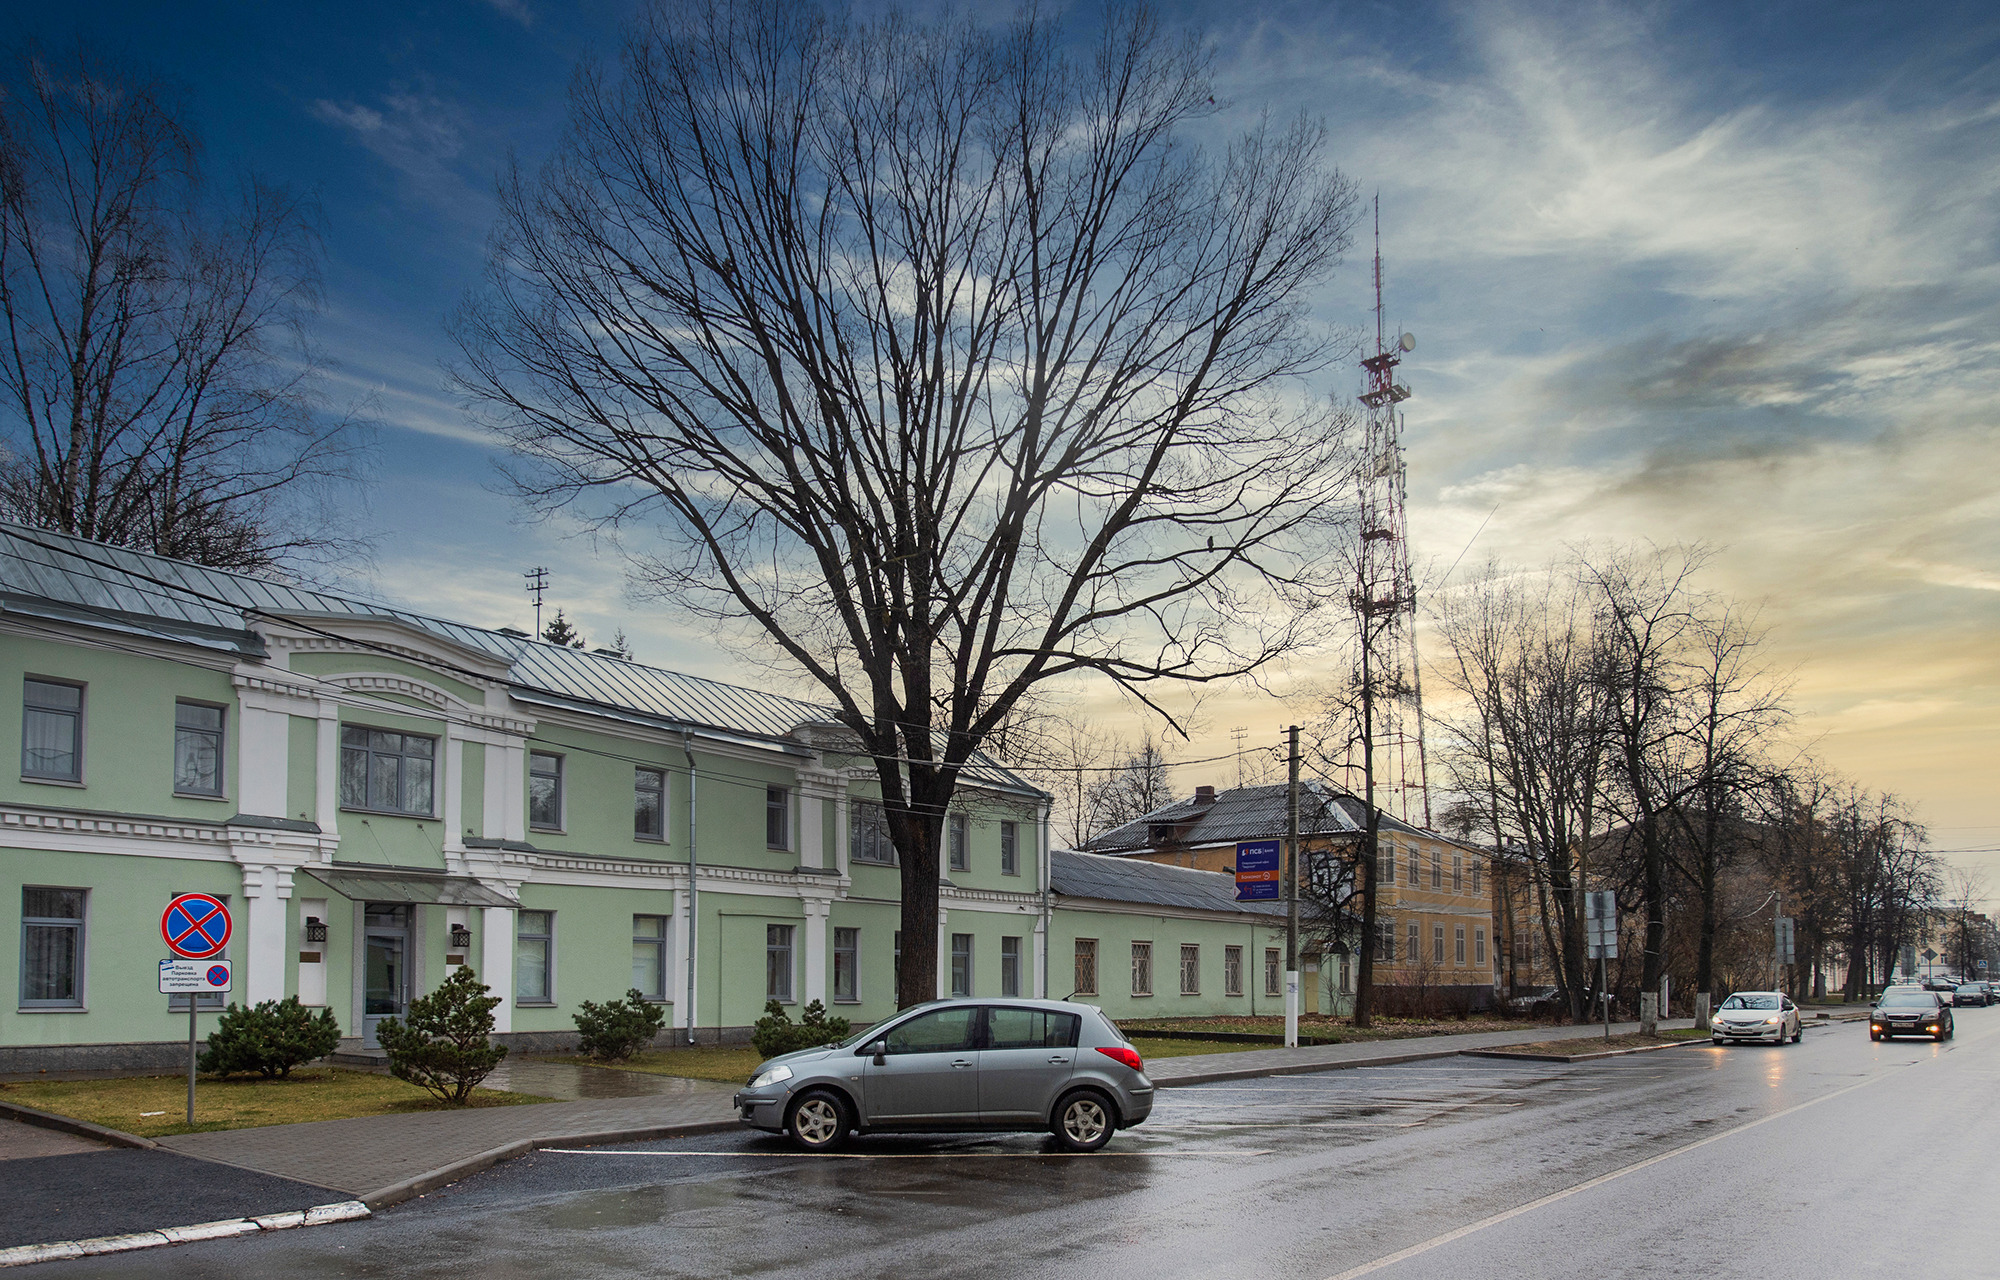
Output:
top-left (311, 90), bottom-right (469, 186)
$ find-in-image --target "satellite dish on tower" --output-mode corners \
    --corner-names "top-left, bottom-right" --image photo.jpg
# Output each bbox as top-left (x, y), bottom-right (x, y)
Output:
top-left (1397, 332), bottom-right (1416, 353)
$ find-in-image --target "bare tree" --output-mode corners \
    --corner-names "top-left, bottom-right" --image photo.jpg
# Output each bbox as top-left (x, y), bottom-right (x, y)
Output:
top-left (453, 0), bottom-right (1363, 1005)
top-left (1940, 865), bottom-right (1989, 981)
top-left (0, 47), bottom-right (367, 573)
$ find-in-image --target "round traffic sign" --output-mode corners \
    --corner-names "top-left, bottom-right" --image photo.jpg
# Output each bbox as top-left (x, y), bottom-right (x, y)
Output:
top-left (162, 893), bottom-right (232, 959)
top-left (206, 965), bottom-right (230, 987)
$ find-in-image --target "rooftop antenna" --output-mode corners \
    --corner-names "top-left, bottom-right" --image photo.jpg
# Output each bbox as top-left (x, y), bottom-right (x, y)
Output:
top-left (524, 566), bottom-right (549, 637)
top-left (1232, 725), bottom-right (1250, 788)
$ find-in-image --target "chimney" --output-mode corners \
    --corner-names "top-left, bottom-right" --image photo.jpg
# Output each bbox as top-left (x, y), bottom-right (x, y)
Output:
top-left (1194, 785), bottom-right (1217, 807)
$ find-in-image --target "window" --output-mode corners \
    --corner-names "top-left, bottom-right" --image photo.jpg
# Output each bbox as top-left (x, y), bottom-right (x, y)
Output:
top-left (987, 1006), bottom-right (1080, 1050)
top-left (851, 801), bottom-right (895, 864)
top-left (1001, 936), bottom-right (1021, 997)
top-left (20, 888), bottom-right (84, 1008)
top-left (833, 927), bottom-right (859, 1002)
top-left (634, 768), bottom-right (666, 840)
top-left (1377, 845), bottom-right (1394, 886)
top-left (1224, 945), bottom-right (1244, 996)
top-left (1452, 853), bottom-right (1463, 892)
top-left (1264, 948), bottom-right (1281, 996)
top-left (1000, 821), bottom-right (1019, 876)
top-left (951, 933), bottom-right (972, 997)
top-left (1472, 858), bottom-right (1482, 895)
top-left (1455, 925), bottom-right (1467, 965)
top-left (1074, 938), bottom-right (1098, 996)
top-left (948, 813), bottom-right (969, 872)
top-left (1474, 927), bottom-right (1487, 966)
top-left (1131, 942), bottom-right (1153, 996)
top-left (1408, 847), bottom-right (1419, 888)
top-left (22, 679), bottom-right (82, 782)
top-left (632, 915), bottom-right (668, 1001)
top-left (1407, 923), bottom-right (1420, 965)
top-left (1377, 917), bottom-right (1396, 962)
top-left (766, 923), bottom-right (796, 1001)
top-left (516, 910), bottom-right (553, 1004)
top-left (1433, 924), bottom-right (1446, 964)
top-left (884, 1006), bottom-right (980, 1055)
top-left (340, 726), bottom-right (435, 816)
top-left (529, 752), bottom-right (564, 830)
top-left (1339, 953), bottom-right (1353, 993)
top-left (1179, 944), bottom-right (1200, 996)
top-left (173, 702), bottom-right (224, 796)
top-left (766, 787), bottom-right (790, 849)
top-left (1430, 849), bottom-right (1442, 889)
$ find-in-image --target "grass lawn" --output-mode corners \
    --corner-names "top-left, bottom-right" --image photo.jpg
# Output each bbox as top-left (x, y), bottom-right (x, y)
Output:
top-left (1120, 1014), bottom-right (1552, 1044)
top-left (1127, 1036), bottom-right (1265, 1059)
top-left (1, 1068), bottom-right (546, 1139)
top-left (1482, 1031), bottom-right (1706, 1056)
top-left (545, 1047), bottom-right (764, 1083)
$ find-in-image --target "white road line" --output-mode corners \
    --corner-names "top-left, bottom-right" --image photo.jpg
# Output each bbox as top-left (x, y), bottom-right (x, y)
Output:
top-left (1321, 1059), bottom-right (1922, 1280)
top-left (538, 1148), bottom-right (1275, 1159)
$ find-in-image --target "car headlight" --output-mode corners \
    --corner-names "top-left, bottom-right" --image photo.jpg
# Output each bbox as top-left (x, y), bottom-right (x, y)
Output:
top-left (748, 1064), bottom-right (794, 1089)
top-left (1764, 1016), bottom-right (1782, 1025)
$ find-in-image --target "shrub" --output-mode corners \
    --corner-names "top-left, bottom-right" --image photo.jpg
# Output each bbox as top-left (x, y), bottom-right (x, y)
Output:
top-left (375, 967), bottom-right (507, 1104)
top-left (751, 999), bottom-right (852, 1059)
top-left (198, 996), bottom-right (342, 1079)
top-left (574, 988), bottom-right (668, 1061)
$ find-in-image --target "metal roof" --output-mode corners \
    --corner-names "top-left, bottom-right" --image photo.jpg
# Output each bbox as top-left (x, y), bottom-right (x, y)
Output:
top-left (0, 522), bottom-right (1037, 795)
top-left (1078, 781), bottom-right (1365, 854)
top-left (1051, 848), bottom-right (1286, 918)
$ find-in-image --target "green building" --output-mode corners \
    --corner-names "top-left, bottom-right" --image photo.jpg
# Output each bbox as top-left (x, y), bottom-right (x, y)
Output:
top-left (1, 523), bottom-right (1288, 1071)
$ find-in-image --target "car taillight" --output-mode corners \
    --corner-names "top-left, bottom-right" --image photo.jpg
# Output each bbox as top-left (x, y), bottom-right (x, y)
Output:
top-left (1096, 1045), bottom-right (1144, 1072)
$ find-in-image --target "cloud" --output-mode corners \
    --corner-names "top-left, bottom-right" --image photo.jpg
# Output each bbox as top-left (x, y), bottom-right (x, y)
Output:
top-left (311, 90), bottom-right (471, 190)
top-left (480, 0), bottom-right (534, 28)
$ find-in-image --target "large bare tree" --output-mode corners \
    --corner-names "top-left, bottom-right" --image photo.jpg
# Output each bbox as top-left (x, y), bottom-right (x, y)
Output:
top-left (454, 0), bottom-right (1362, 1005)
top-left (0, 48), bottom-right (366, 573)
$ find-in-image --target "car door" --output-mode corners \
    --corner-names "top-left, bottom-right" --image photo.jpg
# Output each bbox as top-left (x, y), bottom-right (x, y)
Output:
top-left (862, 1005), bottom-right (983, 1125)
top-left (978, 1007), bottom-right (1081, 1123)
top-left (1782, 997), bottom-right (1798, 1037)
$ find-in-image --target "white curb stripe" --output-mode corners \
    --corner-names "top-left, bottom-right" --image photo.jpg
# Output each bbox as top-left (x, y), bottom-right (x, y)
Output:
top-left (0, 1199), bottom-right (369, 1268)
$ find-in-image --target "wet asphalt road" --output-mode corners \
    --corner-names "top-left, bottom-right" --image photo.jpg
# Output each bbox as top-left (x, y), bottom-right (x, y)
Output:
top-left (38, 1010), bottom-right (2000, 1279)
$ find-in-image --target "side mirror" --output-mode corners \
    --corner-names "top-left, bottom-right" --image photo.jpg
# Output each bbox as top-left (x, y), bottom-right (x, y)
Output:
top-left (863, 1039), bottom-right (887, 1065)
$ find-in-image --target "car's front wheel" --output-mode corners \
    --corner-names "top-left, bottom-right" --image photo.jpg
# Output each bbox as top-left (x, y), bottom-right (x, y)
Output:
top-left (1712, 1036), bottom-right (1726, 1046)
top-left (785, 1089), bottom-right (852, 1153)
top-left (1051, 1089), bottom-right (1116, 1153)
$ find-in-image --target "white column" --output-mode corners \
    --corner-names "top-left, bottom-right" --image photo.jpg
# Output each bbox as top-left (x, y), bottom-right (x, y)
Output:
top-left (237, 705), bottom-right (289, 818)
top-left (803, 900), bottom-right (830, 1006)
top-left (486, 741), bottom-right (527, 841)
top-left (482, 905), bottom-right (514, 1033)
top-left (315, 703), bottom-right (341, 838)
top-left (937, 908), bottom-right (950, 1000)
top-left (1032, 913), bottom-right (1048, 998)
top-left (670, 887), bottom-right (690, 1030)
top-left (297, 897), bottom-right (328, 1006)
top-left (239, 863), bottom-right (288, 1004)
top-left (832, 791), bottom-right (850, 876)
top-left (443, 733), bottom-right (464, 849)
top-left (798, 788), bottom-right (825, 870)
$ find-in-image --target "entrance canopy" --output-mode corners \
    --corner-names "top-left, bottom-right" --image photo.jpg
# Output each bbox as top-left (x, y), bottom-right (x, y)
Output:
top-left (301, 865), bottom-right (517, 909)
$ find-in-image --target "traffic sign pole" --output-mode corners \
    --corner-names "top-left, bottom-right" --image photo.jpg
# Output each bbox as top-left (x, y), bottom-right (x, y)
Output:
top-left (162, 893), bottom-right (233, 1126)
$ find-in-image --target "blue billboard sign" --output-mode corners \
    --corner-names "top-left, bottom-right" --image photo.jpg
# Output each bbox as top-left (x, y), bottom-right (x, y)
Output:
top-left (1235, 839), bottom-right (1282, 901)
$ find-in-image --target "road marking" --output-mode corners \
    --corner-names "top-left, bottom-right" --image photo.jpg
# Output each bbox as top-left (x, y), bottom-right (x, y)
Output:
top-left (1321, 1058), bottom-right (1922, 1280)
top-left (539, 1148), bottom-right (1275, 1159)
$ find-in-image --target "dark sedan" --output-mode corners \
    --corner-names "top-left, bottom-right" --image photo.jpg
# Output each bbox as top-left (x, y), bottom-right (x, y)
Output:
top-left (1953, 984), bottom-right (1989, 1008)
top-left (1871, 989), bottom-right (1954, 1041)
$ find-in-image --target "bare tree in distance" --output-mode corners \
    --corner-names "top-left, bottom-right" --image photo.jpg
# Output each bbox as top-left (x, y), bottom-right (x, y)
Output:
top-left (454, 0), bottom-right (1364, 1005)
top-left (0, 47), bottom-right (369, 573)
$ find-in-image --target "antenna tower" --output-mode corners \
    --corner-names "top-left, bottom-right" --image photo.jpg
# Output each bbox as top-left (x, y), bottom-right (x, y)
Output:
top-left (1353, 197), bottom-right (1433, 828)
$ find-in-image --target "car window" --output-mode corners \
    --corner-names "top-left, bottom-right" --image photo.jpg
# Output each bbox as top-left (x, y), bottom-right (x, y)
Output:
top-left (883, 1007), bottom-right (982, 1055)
top-left (987, 1007), bottom-right (1081, 1050)
top-left (1880, 992), bottom-right (1937, 1008)
top-left (1782, 999), bottom-right (1795, 1010)
top-left (1721, 995), bottom-right (1779, 1010)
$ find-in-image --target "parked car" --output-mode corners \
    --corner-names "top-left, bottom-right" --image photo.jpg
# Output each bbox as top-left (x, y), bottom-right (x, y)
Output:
top-left (1506, 986), bottom-right (1563, 1018)
top-left (1953, 983), bottom-right (1989, 1008)
top-left (1870, 989), bottom-right (1954, 1041)
top-left (731, 998), bottom-right (1153, 1153)
top-left (1710, 991), bottom-right (1802, 1045)
top-left (1921, 977), bottom-right (1960, 993)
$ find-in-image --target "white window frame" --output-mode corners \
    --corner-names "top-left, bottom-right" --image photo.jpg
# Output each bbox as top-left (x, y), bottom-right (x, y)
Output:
top-left (1074, 938), bottom-right (1098, 996)
top-left (173, 700), bottom-right (226, 798)
top-left (21, 677), bottom-right (84, 784)
top-left (1224, 945), bottom-right (1244, 997)
top-left (340, 725), bottom-right (437, 817)
top-left (833, 927), bottom-right (860, 1002)
top-left (1000, 820), bottom-right (1019, 876)
top-left (850, 800), bottom-right (896, 864)
top-left (632, 914), bottom-right (668, 1001)
top-left (951, 932), bottom-right (973, 997)
top-left (1265, 947), bottom-right (1281, 996)
top-left (1132, 941), bottom-right (1153, 997)
top-left (1000, 935), bottom-right (1021, 997)
top-left (767, 923), bottom-right (796, 1002)
top-left (948, 813), bottom-right (969, 873)
top-left (1455, 924), bottom-right (1467, 965)
top-left (1433, 923), bottom-right (1446, 965)
top-left (1179, 943), bottom-right (1200, 996)
top-left (529, 751), bottom-right (564, 832)
top-left (516, 909), bottom-right (555, 1005)
top-left (19, 886), bottom-right (86, 1010)
top-left (766, 787), bottom-right (791, 850)
top-left (634, 767), bottom-right (667, 841)
top-left (1474, 927), bottom-right (1488, 967)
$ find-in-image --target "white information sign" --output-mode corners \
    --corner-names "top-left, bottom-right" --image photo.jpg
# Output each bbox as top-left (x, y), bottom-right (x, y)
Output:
top-left (159, 958), bottom-right (232, 995)
top-left (1585, 890), bottom-right (1618, 960)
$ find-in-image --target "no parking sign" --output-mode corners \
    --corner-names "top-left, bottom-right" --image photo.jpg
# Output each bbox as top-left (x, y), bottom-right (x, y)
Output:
top-left (161, 892), bottom-right (231, 959)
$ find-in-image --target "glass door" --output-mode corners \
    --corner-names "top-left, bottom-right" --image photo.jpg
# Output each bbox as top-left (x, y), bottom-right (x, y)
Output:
top-left (362, 903), bottom-right (410, 1048)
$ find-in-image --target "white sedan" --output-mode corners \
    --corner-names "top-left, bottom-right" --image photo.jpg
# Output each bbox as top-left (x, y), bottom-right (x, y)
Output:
top-left (1710, 991), bottom-right (1802, 1045)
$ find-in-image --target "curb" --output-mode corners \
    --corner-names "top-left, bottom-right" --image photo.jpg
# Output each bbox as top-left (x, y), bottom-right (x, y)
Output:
top-left (0, 1101), bottom-right (156, 1150)
top-left (1461, 1038), bottom-right (1711, 1064)
top-left (0, 1200), bottom-right (368, 1268)
top-left (360, 1119), bottom-right (742, 1210)
top-left (1153, 1046), bottom-right (1472, 1087)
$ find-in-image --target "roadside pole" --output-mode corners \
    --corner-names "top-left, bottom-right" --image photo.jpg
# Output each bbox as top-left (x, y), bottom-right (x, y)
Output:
top-left (187, 1001), bottom-right (197, 1125)
top-left (1284, 725), bottom-right (1300, 1049)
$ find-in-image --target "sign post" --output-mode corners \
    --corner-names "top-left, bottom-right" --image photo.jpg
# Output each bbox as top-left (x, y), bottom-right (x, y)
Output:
top-left (161, 893), bottom-right (233, 1126)
top-left (1586, 891), bottom-right (1618, 1042)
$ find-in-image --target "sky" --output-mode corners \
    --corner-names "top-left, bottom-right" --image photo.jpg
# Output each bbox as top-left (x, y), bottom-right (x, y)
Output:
top-left (29, 1), bottom-right (2000, 890)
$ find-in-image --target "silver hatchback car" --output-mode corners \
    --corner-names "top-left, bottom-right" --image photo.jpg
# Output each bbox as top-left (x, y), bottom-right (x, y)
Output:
top-left (731, 998), bottom-right (1153, 1153)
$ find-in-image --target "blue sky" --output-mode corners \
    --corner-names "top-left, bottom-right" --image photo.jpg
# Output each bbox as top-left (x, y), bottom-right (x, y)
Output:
top-left (32, 1), bottom-right (2000, 879)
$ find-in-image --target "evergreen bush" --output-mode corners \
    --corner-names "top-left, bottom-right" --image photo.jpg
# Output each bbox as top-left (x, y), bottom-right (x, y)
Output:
top-left (751, 999), bottom-right (852, 1059)
top-left (375, 967), bottom-right (507, 1104)
top-left (573, 988), bottom-right (667, 1061)
top-left (198, 996), bottom-right (342, 1078)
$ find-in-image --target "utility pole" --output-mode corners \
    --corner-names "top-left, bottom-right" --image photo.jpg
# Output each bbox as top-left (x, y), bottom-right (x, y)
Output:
top-left (1285, 724), bottom-right (1301, 1049)
top-left (524, 566), bottom-right (549, 636)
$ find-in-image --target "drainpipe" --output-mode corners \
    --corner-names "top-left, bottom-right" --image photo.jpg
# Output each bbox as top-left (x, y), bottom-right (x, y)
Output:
top-left (682, 728), bottom-right (699, 1044)
top-left (1040, 801), bottom-right (1053, 998)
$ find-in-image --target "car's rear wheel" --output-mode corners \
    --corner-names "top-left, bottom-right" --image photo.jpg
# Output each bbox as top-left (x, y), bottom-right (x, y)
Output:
top-left (785, 1089), bottom-right (851, 1152)
top-left (1051, 1089), bottom-right (1115, 1153)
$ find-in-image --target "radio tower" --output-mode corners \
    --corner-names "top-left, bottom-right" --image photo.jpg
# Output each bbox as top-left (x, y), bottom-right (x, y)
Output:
top-left (1353, 196), bottom-right (1433, 829)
